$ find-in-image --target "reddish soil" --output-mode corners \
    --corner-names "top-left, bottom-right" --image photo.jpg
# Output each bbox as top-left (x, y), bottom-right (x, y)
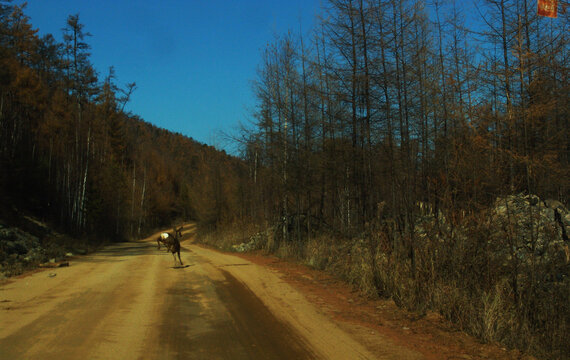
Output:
top-left (234, 251), bottom-right (537, 360)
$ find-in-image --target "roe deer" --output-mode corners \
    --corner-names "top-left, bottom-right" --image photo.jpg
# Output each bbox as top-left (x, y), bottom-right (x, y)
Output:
top-left (157, 226), bottom-right (183, 249)
top-left (157, 226), bottom-right (183, 266)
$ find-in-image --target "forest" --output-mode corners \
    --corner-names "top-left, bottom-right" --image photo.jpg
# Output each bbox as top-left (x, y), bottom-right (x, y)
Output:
top-left (239, 0), bottom-right (569, 243)
top-left (0, 0), bottom-right (569, 358)
top-left (0, 2), bottom-right (247, 242)
top-left (229, 0), bottom-right (569, 358)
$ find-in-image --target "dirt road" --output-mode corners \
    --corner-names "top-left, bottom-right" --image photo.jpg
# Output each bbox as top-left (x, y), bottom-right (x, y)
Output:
top-left (0, 225), bottom-right (422, 360)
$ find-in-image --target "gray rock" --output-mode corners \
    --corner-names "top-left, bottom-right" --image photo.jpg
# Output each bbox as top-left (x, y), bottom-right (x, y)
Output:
top-left (545, 199), bottom-right (568, 213)
top-left (231, 231), bottom-right (268, 253)
top-left (0, 228), bottom-right (40, 255)
top-left (491, 194), bottom-right (568, 264)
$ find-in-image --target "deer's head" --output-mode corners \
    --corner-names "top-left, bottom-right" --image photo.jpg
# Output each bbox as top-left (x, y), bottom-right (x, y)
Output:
top-left (174, 226), bottom-right (183, 239)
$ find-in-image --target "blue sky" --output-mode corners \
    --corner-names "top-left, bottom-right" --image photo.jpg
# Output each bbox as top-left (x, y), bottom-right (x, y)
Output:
top-left (24, 0), bottom-right (321, 151)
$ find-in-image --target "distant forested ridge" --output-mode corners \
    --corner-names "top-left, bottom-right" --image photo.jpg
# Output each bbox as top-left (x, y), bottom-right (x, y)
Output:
top-left (0, 3), bottom-right (246, 241)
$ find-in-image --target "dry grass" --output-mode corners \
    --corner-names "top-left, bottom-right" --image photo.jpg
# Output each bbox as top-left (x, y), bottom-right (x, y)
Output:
top-left (200, 212), bottom-right (569, 359)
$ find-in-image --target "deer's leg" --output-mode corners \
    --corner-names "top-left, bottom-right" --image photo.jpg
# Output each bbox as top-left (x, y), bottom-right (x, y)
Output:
top-left (177, 250), bottom-right (183, 266)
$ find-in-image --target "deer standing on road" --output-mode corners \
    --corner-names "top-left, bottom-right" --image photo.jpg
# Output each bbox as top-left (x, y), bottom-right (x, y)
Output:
top-left (157, 226), bottom-right (183, 266)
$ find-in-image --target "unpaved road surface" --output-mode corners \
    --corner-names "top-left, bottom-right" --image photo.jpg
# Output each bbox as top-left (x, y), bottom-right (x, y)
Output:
top-left (0, 225), bottom-right (421, 360)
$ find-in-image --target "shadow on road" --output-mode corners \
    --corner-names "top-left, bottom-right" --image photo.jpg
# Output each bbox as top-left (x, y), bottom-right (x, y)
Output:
top-left (93, 242), bottom-right (155, 257)
top-left (171, 264), bottom-right (192, 269)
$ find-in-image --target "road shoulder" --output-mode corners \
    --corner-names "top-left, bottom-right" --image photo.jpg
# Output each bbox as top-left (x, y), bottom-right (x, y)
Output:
top-left (201, 246), bottom-right (535, 360)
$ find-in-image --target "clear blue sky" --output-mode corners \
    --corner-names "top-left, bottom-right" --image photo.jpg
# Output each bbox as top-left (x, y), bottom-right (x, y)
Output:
top-left (24, 0), bottom-right (321, 151)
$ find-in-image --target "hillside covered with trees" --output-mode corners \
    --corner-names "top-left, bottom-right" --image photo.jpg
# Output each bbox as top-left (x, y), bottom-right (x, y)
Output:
top-left (0, 2), bottom-right (247, 241)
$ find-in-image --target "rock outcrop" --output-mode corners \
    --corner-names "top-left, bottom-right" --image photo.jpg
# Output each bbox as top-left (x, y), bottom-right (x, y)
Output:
top-left (492, 194), bottom-right (569, 263)
top-left (0, 218), bottom-right (73, 277)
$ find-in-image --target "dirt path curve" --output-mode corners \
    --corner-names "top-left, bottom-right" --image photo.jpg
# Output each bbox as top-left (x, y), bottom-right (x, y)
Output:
top-left (0, 225), bottom-right (420, 359)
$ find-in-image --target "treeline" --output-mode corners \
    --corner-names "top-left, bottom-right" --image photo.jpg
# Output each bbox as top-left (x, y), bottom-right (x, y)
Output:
top-left (243, 0), bottom-right (568, 240)
top-left (235, 0), bottom-right (569, 357)
top-left (0, 3), bottom-right (245, 241)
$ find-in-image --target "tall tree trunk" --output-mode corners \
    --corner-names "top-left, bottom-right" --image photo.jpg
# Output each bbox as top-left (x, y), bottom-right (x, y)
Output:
top-left (359, 0), bottom-right (372, 223)
top-left (131, 163), bottom-right (136, 237)
top-left (435, 0), bottom-right (449, 138)
top-left (79, 126), bottom-right (90, 231)
top-left (137, 167), bottom-right (146, 237)
top-left (499, 0), bottom-right (514, 192)
top-left (376, 1), bottom-right (397, 214)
